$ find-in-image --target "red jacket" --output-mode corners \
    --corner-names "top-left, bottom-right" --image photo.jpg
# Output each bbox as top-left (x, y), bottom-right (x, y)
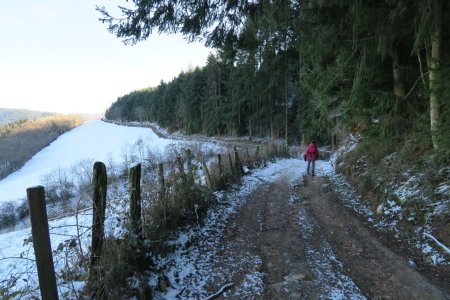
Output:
top-left (304, 143), bottom-right (319, 161)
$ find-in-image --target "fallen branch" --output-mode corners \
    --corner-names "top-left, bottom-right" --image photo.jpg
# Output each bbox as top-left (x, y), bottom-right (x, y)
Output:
top-left (203, 283), bottom-right (234, 300)
top-left (424, 233), bottom-right (450, 255)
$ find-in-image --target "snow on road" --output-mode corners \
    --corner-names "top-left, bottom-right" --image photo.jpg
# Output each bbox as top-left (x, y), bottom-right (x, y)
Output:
top-left (0, 153), bottom-right (322, 298)
top-left (149, 159), bottom-right (335, 299)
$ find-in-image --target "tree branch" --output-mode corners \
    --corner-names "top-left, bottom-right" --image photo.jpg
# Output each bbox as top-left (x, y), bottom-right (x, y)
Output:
top-left (204, 283), bottom-right (234, 300)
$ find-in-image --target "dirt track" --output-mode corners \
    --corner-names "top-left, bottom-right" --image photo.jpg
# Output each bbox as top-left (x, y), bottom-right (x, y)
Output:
top-left (212, 169), bottom-right (449, 299)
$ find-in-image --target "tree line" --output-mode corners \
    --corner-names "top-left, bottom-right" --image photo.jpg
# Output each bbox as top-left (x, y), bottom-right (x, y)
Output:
top-left (101, 0), bottom-right (449, 158)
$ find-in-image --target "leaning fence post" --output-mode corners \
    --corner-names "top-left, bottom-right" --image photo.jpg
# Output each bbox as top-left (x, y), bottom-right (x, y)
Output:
top-left (90, 162), bottom-right (107, 269)
top-left (158, 163), bottom-right (166, 217)
top-left (218, 154), bottom-right (224, 177)
top-left (228, 153), bottom-right (234, 175)
top-left (129, 163), bottom-right (142, 240)
top-left (27, 186), bottom-right (59, 300)
top-left (201, 159), bottom-right (212, 189)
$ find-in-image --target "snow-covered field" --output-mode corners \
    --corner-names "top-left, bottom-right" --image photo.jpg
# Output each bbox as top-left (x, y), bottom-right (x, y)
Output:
top-left (0, 120), bottom-right (178, 297)
top-left (0, 120), bottom-right (227, 298)
top-left (0, 120), bottom-right (174, 204)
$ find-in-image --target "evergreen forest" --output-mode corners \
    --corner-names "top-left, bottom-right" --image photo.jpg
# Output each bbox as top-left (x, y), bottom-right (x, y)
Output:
top-left (100, 0), bottom-right (450, 160)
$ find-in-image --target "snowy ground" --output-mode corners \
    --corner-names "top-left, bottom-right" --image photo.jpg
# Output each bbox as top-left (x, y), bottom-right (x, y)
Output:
top-left (0, 120), bottom-right (223, 297)
top-left (0, 121), bottom-right (448, 298)
top-left (0, 120), bottom-right (171, 204)
top-left (148, 159), bottom-right (309, 299)
top-left (0, 157), bottom-right (328, 299)
top-left (145, 159), bottom-right (365, 299)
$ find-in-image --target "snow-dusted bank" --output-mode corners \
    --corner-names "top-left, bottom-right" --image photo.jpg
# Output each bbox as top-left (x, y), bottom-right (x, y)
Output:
top-left (0, 120), bottom-right (175, 204)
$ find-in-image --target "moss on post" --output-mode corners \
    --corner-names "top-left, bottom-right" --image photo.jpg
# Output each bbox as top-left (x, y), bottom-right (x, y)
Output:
top-left (27, 186), bottom-right (59, 300)
top-left (90, 162), bottom-right (107, 270)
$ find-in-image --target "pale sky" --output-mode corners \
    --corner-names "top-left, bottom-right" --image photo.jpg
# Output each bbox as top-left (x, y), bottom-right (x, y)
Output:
top-left (0, 0), bottom-right (212, 114)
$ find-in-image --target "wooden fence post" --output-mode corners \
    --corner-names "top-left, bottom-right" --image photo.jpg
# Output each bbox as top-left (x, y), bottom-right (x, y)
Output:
top-left (177, 156), bottom-right (187, 184)
top-left (27, 186), bottom-right (59, 300)
top-left (185, 148), bottom-right (195, 187)
top-left (158, 163), bottom-right (166, 220)
top-left (228, 153), bottom-right (234, 175)
top-left (129, 163), bottom-right (142, 240)
top-left (186, 149), bottom-right (193, 174)
top-left (201, 160), bottom-right (212, 189)
top-left (255, 145), bottom-right (261, 167)
top-left (158, 163), bottom-right (165, 199)
top-left (158, 163), bottom-right (165, 193)
top-left (233, 146), bottom-right (244, 175)
top-left (217, 154), bottom-right (224, 178)
top-left (90, 162), bottom-right (107, 269)
top-left (217, 154), bottom-right (225, 188)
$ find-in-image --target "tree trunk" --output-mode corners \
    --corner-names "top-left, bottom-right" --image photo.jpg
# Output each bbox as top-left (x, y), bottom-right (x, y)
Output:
top-left (392, 45), bottom-right (406, 98)
top-left (429, 0), bottom-right (442, 150)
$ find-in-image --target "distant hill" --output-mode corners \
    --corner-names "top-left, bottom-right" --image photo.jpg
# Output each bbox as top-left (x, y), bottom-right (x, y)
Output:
top-left (0, 114), bottom-right (84, 181)
top-left (0, 108), bottom-right (54, 124)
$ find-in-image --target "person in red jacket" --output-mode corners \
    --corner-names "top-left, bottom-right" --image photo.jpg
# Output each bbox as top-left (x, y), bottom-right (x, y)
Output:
top-left (304, 140), bottom-right (319, 176)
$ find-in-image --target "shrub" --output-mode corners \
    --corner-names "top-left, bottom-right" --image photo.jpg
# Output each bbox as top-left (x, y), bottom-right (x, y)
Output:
top-left (41, 168), bottom-right (76, 206)
top-left (0, 201), bottom-right (17, 229)
top-left (16, 199), bottom-right (29, 221)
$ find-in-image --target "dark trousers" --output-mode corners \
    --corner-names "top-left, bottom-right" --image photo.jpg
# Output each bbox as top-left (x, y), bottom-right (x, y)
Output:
top-left (307, 160), bottom-right (315, 175)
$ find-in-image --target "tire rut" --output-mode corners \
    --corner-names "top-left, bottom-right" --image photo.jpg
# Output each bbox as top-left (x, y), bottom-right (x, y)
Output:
top-left (301, 176), bottom-right (448, 300)
top-left (209, 170), bottom-right (448, 299)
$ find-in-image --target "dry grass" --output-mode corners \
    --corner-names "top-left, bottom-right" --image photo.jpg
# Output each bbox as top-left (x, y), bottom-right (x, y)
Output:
top-left (0, 114), bottom-right (83, 180)
top-left (141, 139), bottom-right (288, 240)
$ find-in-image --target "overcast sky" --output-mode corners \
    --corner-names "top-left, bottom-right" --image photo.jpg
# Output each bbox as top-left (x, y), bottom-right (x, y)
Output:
top-left (0, 0), bottom-right (212, 114)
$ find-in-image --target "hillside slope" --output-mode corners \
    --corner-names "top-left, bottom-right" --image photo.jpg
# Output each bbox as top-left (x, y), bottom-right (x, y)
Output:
top-left (0, 108), bottom-right (53, 124)
top-left (0, 115), bottom-right (82, 181)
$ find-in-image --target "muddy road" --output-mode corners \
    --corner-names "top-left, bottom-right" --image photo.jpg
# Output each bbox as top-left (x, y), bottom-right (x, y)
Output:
top-left (208, 167), bottom-right (449, 299)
